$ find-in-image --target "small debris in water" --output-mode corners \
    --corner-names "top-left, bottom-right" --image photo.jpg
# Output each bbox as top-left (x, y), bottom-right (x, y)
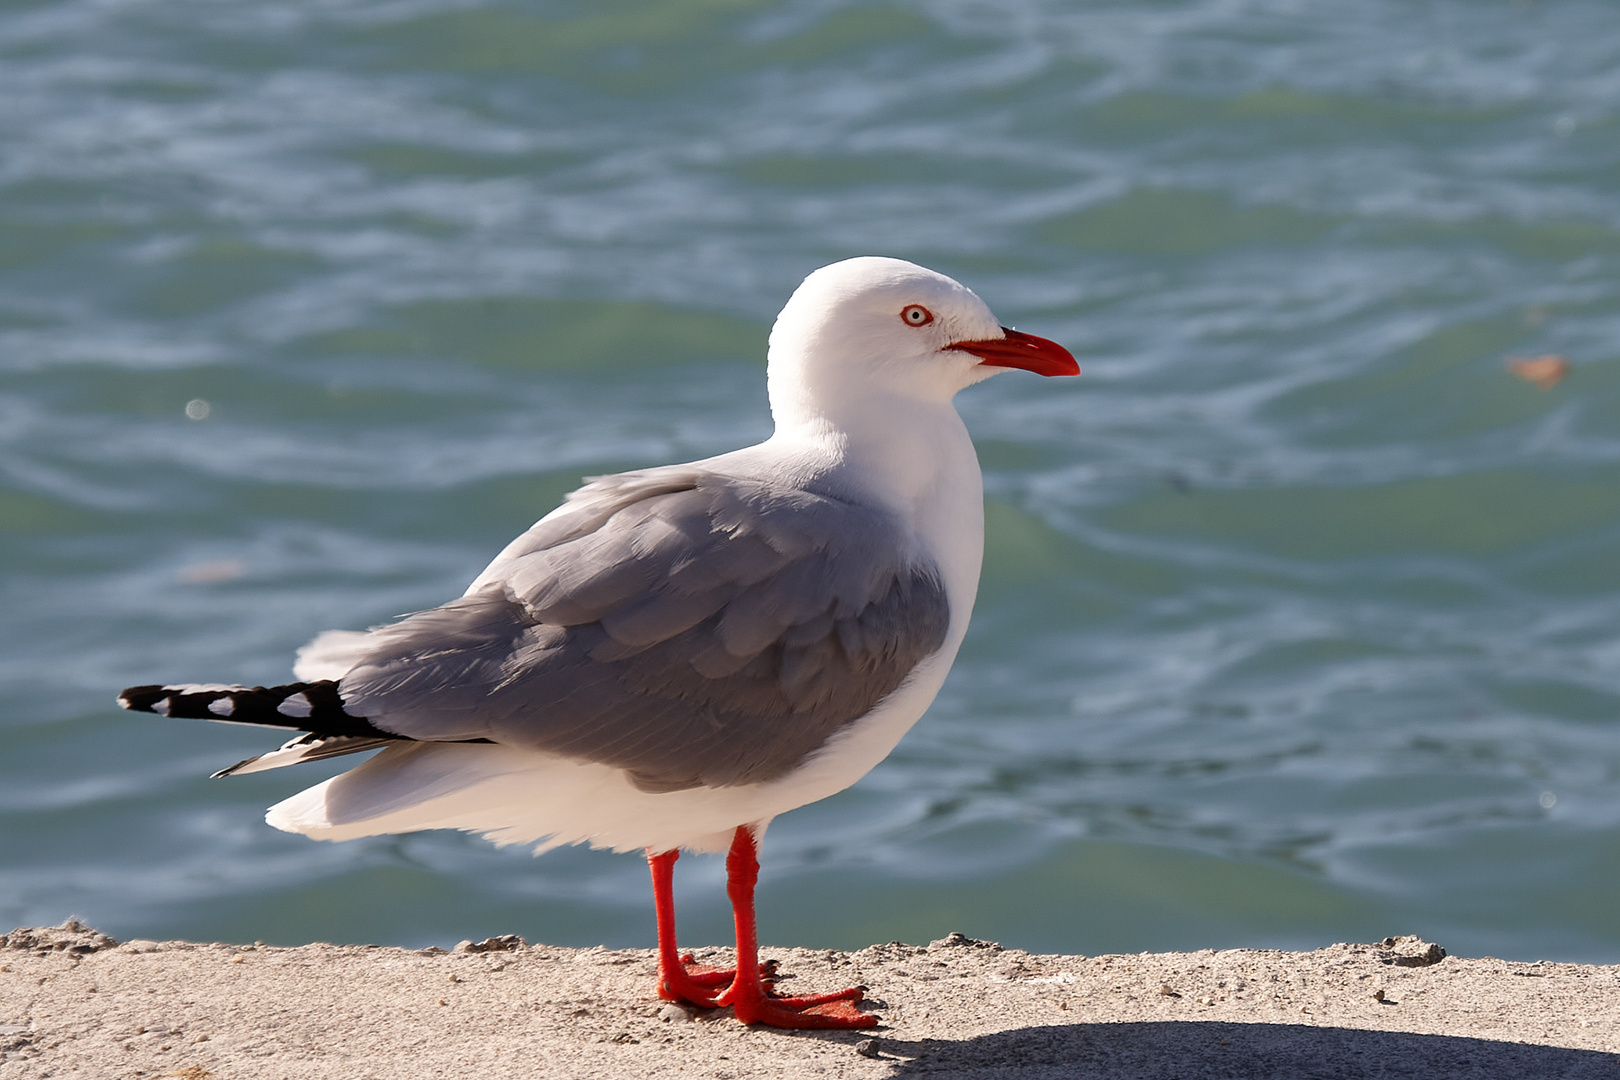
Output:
top-left (1508, 354), bottom-right (1570, 390)
top-left (176, 559), bottom-right (245, 585)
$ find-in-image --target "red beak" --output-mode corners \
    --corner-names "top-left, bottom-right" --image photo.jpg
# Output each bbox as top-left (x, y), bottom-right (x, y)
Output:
top-left (949, 328), bottom-right (1079, 377)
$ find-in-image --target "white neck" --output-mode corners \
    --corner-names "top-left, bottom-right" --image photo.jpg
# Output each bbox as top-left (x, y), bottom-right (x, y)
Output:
top-left (759, 386), bottom-right (985, 652)
top-left (769, 388), bottom-right (969, 510)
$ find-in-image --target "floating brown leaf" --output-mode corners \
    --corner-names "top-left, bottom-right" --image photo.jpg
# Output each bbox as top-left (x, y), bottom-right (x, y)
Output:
top-left (1508, 354), bottom-right (1570, 390)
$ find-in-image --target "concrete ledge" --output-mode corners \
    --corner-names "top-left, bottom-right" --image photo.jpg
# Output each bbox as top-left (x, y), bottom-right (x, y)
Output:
top-left (3, 922), bottom-right (1618, 1078)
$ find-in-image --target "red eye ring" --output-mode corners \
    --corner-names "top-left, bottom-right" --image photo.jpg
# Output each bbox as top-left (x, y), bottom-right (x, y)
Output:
top-left (900, 304), bottom-right (934, 327)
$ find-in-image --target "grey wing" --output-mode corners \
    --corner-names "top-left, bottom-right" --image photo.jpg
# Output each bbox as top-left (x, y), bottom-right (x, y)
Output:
top-left (336, 468), bottom-right (951, 792)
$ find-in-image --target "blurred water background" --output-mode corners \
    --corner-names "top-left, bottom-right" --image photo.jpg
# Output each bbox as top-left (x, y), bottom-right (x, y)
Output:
top-left (4, 0), bottom-right (1620, 962)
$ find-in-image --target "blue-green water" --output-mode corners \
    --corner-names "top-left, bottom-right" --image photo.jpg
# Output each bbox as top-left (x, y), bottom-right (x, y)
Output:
top-left (4, 0), bottom-right (1620, 963)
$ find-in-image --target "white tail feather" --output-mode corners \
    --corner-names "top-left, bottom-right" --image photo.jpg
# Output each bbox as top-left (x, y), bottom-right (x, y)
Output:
top-left (215, 733), bottom-right (393, 777)
top-left (293, 629), bottom-right (375, 682)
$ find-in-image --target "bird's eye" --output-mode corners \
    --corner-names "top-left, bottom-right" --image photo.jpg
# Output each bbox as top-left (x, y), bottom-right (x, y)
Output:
top-left (900, 304), bottom-right (934, 327)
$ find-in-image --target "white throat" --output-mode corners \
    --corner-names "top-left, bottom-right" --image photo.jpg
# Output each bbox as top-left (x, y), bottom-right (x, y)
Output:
top-left (760, 381), bottom-right (985, 668)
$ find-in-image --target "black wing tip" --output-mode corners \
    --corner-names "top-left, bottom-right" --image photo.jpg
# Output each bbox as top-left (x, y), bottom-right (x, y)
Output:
top-left (117, 685), bottom-right (169, 712)
top-left (114, 679), bottom-right (400, 740)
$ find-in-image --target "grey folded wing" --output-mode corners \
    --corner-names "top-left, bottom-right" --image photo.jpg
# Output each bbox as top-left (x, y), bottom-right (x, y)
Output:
top-left (337, 466), bottom-right (951, 792)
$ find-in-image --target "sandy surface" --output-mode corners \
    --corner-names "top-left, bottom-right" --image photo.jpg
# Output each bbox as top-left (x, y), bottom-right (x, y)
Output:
top-left (3, 922), bottom-right (1618, 1079)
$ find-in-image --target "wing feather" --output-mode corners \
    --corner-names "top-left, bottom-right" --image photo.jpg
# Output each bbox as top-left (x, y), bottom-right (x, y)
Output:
top-left (328, 466), bottom-right (950, 792)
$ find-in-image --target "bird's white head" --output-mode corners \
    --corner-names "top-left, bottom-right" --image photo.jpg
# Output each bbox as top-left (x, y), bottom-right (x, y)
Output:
top-left (765, 257), bottom-right (1077, 433)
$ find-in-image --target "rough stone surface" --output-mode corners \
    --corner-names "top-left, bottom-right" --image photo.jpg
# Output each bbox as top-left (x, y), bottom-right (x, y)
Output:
top-left (2, 924), bottom-right (1618, 1078)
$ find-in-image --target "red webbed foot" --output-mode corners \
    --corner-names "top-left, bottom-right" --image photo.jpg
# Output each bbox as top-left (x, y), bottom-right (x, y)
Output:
top-left (710, 827), bottom-right (880, 1028)
top-left (650, 829), bottom-right (880, 1029)
top-left (721, 982), bottom-right (877, 1029)
top-left (657, 953), bottom-right (778, 1007)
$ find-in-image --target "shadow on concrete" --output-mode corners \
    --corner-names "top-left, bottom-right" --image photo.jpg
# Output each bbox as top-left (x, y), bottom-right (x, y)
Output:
top-left (827, 1021), bottom-right (1618, 1079)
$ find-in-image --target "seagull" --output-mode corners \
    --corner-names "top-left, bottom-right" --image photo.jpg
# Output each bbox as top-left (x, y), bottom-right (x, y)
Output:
top-left (119, 256), bottom-right (1078, 1029)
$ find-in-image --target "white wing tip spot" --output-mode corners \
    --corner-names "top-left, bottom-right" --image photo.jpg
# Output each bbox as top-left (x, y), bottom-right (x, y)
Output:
top-left (277, 692), bottom-right (313, 718)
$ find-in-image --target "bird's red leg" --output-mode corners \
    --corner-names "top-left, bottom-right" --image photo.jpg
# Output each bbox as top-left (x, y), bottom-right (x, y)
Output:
top-left (714, 825), bottom-right (877, 1029)
top-left (648, 848), bottom-right (737, 1006)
